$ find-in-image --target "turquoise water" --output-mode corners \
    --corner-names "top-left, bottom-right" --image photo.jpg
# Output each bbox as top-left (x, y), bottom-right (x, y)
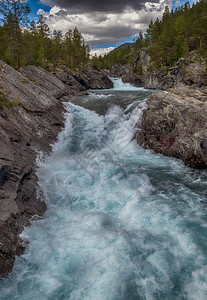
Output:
top-left (0, 78), bottom-right (207, 299)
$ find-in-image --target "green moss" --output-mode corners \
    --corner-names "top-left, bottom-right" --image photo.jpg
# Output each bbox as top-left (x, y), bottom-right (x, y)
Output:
top-left (22, 75), bottom-right (37, 84)
top-left (0, 89), bottom-right (20, 110)
top-left (167, 128), bottom-right (172, 134)
top-left (21, 79), bottom-right (30, 84)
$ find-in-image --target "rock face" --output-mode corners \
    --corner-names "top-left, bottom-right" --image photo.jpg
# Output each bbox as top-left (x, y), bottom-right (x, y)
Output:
top-left (0, 61), bottom-right (112, 277)
top-left (137, 84), bottom-right (207, 168)
top-left (109, 63), bottom-right (143, 86)
top-left (52, 65), bottom-right (113, 93)
top-left (143, 54), bottom-right (207, 90)
top-left (109, 49), bottom-right (207, 90)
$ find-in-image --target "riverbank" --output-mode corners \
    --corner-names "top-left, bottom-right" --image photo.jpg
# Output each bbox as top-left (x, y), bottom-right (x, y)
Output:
top-left (0, 61), bottom-right (113, 277)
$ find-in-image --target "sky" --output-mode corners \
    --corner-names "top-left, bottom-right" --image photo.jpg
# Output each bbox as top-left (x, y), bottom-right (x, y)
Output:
top-left (28, 0), bottom-right (195, 55)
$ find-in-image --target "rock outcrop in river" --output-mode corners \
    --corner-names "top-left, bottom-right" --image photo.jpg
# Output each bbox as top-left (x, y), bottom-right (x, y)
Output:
top-left (137, 83), bottom-right (207, 169)
top-left (0, 61), bottom-right (113, 277)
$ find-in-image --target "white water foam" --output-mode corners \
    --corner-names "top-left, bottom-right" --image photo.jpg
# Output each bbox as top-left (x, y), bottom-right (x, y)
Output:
top-left (101, 77), bottom-right (150, 92)
top-left (88, 93), bottom-right (114, 99)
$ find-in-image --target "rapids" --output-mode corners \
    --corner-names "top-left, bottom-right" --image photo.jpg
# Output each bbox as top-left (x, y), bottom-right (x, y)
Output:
top-left (0, 78), bottom-right (207, 300)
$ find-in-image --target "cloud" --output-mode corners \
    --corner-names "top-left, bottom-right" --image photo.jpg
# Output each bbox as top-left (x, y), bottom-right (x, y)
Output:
top-left (37, 8), bottom-right (46, 15)
top-left (39, 0), bottom-right (173, 47)
top-left (40, 0), bottom-right (162, 13)
top-left (90, 47), bottom-right (115, 57)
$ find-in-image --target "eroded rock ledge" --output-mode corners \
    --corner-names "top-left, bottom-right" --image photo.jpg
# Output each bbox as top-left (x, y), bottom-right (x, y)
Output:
top-left (0, 61), bottom-right (113, 277)
top-left (137, 84), bottom-right (207, 168)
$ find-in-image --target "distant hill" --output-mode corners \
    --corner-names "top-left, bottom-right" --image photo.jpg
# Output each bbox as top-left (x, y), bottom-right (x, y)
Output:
top-left (109, 43), bottom-right (133, 55)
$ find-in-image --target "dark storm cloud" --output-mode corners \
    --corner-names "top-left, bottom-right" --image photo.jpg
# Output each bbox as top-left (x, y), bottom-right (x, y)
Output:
top-left (81, 28), bottom-right (137, 46)
top-left (88, 25), bottom-right (139, 39)
top-left (41, 0), bottom-right (161, 13)
top-left (42, 0), bottom-right (171, 48)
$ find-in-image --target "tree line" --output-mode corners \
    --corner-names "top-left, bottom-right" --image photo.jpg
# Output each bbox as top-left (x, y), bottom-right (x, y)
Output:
top-left (0, 0), bottom-right (206, 71)
top-left (0, 0), bottom-right (90, 69)
top-left (95, 0), bottom-right (207, 69)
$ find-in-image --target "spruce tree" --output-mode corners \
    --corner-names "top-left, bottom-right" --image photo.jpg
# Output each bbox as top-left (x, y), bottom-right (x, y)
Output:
top-left (0, 0), bottom-right (30, 68)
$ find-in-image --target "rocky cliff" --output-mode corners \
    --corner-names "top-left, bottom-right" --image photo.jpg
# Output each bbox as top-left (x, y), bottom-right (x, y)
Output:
top-left (109, 63), bottom-right (143, 86)
top-left (143, 51), bottom-right (207, 90)
top-left (109, 49), bottom-right (207, 90)
top-left (137, 84), bottom-right (207, 168)
top-left (0, 61), bottom-right (113, 277)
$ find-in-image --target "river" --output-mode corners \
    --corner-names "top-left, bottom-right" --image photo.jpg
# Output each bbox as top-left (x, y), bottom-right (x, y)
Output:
top-left (0, 78), bottom-right (207, 299)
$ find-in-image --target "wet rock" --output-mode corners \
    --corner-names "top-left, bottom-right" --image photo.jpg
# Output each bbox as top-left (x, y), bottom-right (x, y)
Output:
top-left (53, 65), bottom-right (113, 93)
top-left (109, 63), bottom-right (143, 86)
top-left (137, 86), bottom-right (207, 168)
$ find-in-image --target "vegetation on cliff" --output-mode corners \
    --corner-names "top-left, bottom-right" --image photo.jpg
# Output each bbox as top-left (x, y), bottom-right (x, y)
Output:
top-left (0, 88), bottom-right (19, 110)
top-left (0, 0), bottom-right (90, 69)
top-left (95, 0), bottom-right (207, 70)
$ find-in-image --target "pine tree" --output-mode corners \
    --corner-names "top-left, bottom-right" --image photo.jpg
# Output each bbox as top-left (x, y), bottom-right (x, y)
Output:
top-left (36, 15), bottom-right (52, 66)
top-left (52, 30), bottom-right (63, 64)
top-left (0, 0), bottom-right (30, 68)
top-left (64, 29), bottom-right (74, 68)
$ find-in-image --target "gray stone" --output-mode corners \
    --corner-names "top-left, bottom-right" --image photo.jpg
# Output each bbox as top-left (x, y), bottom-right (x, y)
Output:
top-left (137, 86), bottom-right (207, 168)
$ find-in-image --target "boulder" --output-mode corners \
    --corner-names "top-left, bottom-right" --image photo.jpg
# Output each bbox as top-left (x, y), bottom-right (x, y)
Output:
top-left (137, 84), bottom-right (207, 168)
